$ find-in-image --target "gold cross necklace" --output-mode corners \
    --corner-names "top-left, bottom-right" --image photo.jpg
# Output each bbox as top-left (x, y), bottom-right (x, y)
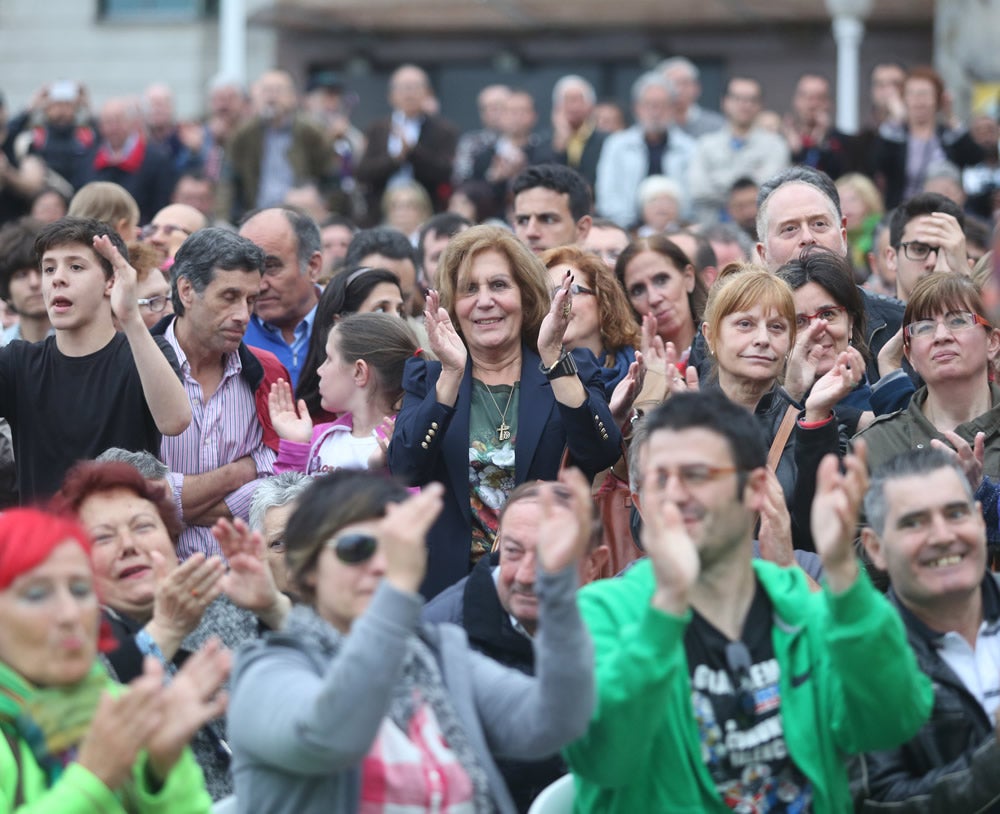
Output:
top-left (483, 383), bottom-right (516, 442)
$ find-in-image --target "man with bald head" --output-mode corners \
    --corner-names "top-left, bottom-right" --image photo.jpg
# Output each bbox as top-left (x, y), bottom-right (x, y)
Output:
top-left (141, 203), bottom-right (206, 268)
top-left (220, 69), bottom-right (338, 223)
top-left (84, 97), bottom-right (176, 221)
top-left (356, 64), bottom-right (458, 227)
top-left (239, 207), bottom-right (322, 387)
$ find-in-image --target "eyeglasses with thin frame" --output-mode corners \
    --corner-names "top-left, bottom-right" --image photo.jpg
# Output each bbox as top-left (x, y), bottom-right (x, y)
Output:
top-left (140, 223), bottom-right (192, 240)
top-left (649, 464), bottom-right (741, 491)
top-left (550, 283), bottom-right (595, 298)
top-left (326, 532), bottom-right (378, 565)
top-left (903, 310), bottom-right (991, 341)
top-left (137, 295), bottom-right (169, 312)
top-left (899, 241), bottom-right (940, 262)
top-left (795, 305), bottom-right (846, 330)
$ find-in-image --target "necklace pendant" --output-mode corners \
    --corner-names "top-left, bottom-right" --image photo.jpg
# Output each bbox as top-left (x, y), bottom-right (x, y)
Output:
top-left (497, 421), bottom-right (511, 442)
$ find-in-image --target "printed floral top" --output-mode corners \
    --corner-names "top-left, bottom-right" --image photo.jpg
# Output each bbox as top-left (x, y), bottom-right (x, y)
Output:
top-left (467, 380), bottom-right (519, 563)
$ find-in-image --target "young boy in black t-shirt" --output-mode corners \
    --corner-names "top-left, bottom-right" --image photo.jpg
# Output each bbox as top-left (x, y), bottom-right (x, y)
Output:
top-left (0, 217), bottom-right (191, 502)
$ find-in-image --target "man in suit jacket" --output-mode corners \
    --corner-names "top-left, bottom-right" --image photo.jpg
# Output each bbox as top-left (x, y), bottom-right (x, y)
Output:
top-left (595, 72), bottom-right (695, 229)
top-left (356, 65), bottom-right (458, 227)
top-left (547, 75), bottom-right (607, 192)
top-left (219, 70), bottom-right (339, 224)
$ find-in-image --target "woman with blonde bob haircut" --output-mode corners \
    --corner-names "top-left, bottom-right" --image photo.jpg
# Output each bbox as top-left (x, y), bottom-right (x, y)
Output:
top-left (856, 272), bottom-right (1000, 479)
top-left (541, 244), bottom-right (641, 398)
top-left (699, 263), bottom-right (857, 550)
top-left (389, 224), bottom-right (622, 597)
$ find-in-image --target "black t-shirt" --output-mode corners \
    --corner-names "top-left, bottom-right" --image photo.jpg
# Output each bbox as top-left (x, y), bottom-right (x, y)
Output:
top-left (0, 333), bottom-right (180, 502)
top-left (684, 579), bottom-right (813, 813)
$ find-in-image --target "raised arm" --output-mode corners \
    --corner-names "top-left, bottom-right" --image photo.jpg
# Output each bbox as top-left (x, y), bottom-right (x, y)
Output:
top-left (94, 235), bottom-right (191, 436)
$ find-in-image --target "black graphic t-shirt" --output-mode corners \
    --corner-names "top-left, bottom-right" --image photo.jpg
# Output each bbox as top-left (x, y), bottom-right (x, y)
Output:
top-left (684, 579), bottom-right (813, 813)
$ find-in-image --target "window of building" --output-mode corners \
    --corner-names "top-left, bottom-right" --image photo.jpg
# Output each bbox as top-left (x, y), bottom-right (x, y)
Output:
top-left (99, 0), bottom-right (218, 21)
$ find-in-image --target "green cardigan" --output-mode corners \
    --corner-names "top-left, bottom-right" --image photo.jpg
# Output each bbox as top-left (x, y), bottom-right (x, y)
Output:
top-left (565, 558), bottom-right (933, 813)
top-left (0, 676), bottom-right (212, 813)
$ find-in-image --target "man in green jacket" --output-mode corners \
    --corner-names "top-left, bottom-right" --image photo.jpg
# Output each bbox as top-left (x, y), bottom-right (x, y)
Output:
top-left (565, 391), bottom-right (932, 813)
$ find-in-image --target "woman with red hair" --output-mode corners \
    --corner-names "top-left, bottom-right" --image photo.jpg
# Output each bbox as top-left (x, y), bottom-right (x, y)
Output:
top-left (0, 507), bottom-right (224, 809)
top-left (53, 459), bottom-right (291, 800)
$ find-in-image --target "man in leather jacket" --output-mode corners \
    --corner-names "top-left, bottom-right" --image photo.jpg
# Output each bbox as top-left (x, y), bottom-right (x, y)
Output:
top-left (856, 448), bottom-right (1000, 812)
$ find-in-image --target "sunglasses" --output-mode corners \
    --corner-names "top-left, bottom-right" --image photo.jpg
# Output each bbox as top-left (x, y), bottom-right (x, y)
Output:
top-left (725, 641), bottom-right (758, 728)
top-left (326, 532), bottom-right (378, 564)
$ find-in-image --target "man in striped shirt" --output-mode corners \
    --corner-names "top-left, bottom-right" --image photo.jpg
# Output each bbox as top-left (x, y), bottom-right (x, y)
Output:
top-left (155, 227), bottom-right (283, 559)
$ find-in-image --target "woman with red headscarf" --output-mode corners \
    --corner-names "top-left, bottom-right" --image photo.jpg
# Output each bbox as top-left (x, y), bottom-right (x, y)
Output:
top-left (0, 507), bottom-right (225, 810)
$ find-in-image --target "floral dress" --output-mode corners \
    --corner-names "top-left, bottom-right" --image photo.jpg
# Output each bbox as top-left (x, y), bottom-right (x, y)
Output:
top-left (467, 380), bottom-right (519, 563)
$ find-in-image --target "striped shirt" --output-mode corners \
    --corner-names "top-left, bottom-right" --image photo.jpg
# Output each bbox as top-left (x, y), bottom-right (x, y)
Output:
top-left (161, 321), bottom-right (276, 559)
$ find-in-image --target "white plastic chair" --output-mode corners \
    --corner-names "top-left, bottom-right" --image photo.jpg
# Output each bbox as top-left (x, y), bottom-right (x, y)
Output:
top-left (527, 773), bottom-right (575, 814)
top-left (211, 795), bottom-right (237, 814)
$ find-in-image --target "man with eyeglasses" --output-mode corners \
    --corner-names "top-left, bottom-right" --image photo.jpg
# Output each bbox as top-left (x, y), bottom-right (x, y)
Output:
top-left (141, 203), bottom-right (206, 269)
top-left (885, 191), bottom-right (970, 303)
top-left (854, 448), bottom-right (1000, 811)
top-left (565, 391), bottom-right (932, 813)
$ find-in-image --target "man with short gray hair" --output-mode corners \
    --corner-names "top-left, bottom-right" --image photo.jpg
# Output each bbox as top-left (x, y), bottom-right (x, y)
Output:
top-left (657, 57), bottom-right (725, 138)
top-left (549, 74), bottom-right (607, 189)
top-left (596, 72), bottom-right (695, 228)
top-left (752, 165), bottom-right (904, 384)
top-left (153, 227), bottom-right (286, 559)
top-left (855, 448), bottom-right (1000, 812)
top-left (239, 206), bottom-right (322, 386)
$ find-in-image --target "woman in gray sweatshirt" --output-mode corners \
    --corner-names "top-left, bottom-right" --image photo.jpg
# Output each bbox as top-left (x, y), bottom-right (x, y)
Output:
top-left (227, 468), bottom-right (595, 813)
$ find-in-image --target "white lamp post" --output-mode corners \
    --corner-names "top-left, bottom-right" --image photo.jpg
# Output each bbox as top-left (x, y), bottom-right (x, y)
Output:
top-left (219, 0), bottom-right (247, 85)
top-left (825, 0), bottom-right (873, 135)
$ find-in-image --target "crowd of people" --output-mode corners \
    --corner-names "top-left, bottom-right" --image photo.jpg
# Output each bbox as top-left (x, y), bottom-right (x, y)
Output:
top-left (0, 53), bottom-right (999, 812)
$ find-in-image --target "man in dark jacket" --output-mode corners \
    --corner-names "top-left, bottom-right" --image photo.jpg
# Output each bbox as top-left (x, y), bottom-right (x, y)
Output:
top-left (856, 448), bottom-right (1000, 812)
top-left (754, 165), bottom-right (905, 386)
top-left (356, 65), bottom-right (458, 226)
top-left (423, 479), bottom-right (609, 812)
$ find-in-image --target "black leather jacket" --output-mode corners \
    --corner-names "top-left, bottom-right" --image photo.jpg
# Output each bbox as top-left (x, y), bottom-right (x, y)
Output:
top-left (854, 575), bottom-right (1000, 813)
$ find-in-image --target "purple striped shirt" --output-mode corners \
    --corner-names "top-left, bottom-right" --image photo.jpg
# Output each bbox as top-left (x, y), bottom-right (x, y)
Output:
top-left (161, 322), bottom-right (276, 559)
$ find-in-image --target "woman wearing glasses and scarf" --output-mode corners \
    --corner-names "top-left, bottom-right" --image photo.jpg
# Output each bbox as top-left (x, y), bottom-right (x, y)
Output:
top-left (227, 468), bottom-right (595, 814)
top-left (855, 272), bottom-right (1000, 479)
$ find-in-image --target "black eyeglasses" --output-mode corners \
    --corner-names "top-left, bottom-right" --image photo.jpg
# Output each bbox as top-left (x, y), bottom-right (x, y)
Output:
top-left (550, 284), bottom-right (595, 297)
top-left (899, 241), bottom-right (940, 262)
top-left (137, 295), bottom-right (169, 312)
top-left (327, 532), bottom-right (378, 564)
top-left (725, 641), bottom-right (757, 728)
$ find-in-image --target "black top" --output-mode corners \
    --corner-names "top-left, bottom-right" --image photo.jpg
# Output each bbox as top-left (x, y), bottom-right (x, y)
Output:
top-left (0, 332), bottom-right (179, 502)
top-left (684, 579), bottom-right (814, 812)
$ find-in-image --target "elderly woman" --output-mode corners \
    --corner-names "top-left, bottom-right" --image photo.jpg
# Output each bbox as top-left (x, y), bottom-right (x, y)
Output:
top-left (777, 248), bottom-right (888, 435)
top-left (296, 266), bottom-right (405, 422)
top-left (53, 460), bottom-right (291, 799)
top-left (699, 264), bottom-right (855, 550)
top-left (541, 244), bottom-right (641, 399)
top-left (0, 507), bottom-right (225, 810)
top-left (228, 468), bottom-right (594, 814)
top-left (635, 175), bottom-right (683, 237)
top-left (388, 225), bottom-right (622, 597)
top-left (615, 234), bottom-right (707, 371)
